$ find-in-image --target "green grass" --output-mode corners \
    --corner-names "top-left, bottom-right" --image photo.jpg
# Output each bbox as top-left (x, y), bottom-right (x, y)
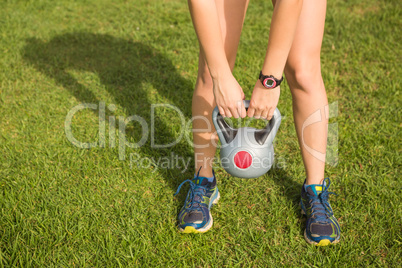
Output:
top-left (0, 0), bottom-right (401, 266)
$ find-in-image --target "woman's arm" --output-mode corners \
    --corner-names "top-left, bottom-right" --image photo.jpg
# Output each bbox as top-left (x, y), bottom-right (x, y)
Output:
top-left (188, 0), bottom-right (246, 118)
top-left (188, 0), bottom-right (231, 79)
top-left (263, 0), bottom-right (303, 77)
top-left (248, 0), bottom-right (303, 119)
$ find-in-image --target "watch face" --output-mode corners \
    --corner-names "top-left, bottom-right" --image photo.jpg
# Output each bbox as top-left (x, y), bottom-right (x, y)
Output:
top-left (263, 77), bottom-right (276, 88)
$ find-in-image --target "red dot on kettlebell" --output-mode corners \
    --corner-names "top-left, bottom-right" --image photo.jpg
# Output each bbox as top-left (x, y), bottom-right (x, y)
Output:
top-left (234, 151), bottom-right (252, 169)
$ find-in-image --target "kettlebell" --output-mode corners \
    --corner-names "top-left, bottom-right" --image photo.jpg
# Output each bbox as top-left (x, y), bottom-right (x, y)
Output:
top-left (212, 100), bottom-right (281, 178)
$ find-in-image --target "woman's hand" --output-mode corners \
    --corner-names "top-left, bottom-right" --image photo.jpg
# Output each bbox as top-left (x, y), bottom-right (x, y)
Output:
top-left (247, 80), bottom-right (280, 120)
top-left (213, 73), bottom-right (246, 118)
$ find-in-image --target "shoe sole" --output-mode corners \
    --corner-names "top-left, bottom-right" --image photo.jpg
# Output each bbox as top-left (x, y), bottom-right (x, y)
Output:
top-left (301, 208), bottom-right (340, 246)
top-left (179, 190), bottom-right (220, 234)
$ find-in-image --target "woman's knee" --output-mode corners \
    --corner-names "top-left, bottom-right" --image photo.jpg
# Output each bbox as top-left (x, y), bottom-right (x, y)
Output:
top-left (285, 58), bottom-right (323, 94)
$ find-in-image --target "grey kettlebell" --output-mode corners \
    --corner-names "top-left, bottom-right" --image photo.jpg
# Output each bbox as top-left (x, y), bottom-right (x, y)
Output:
top-left (212, 100), bottom-right (281, 178)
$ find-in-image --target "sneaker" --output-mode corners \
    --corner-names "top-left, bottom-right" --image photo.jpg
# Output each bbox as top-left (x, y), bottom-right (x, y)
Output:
top-left (174, 171), bottom-right (220, 233)
top-left (301, 178), bottom-right (341, 246)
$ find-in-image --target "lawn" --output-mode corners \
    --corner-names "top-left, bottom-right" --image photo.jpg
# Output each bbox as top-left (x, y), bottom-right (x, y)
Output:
top-left (0, 0), bottom-right (401, 266)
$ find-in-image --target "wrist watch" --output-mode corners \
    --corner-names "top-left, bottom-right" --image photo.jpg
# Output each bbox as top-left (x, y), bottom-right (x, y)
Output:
top-left (259, 71), bottom-right (283, 89)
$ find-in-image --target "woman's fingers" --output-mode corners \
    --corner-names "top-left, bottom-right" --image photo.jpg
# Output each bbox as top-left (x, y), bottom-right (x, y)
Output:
top-left (247, 106), bottom-right (255, 118)
top-left (267, 109), bottom-right (274, 120)
top-left (218, 107), bottom-right (226, 117)
top-left (251, 105), bottom-right (273, 119)
top-left (238, 100), bottom-right (246, 118)
top-left (218, 100), bottom-right (246, 118)
top-left (260, 108), bottom-right (269, 120)
top-left (223, 108), bottom-right (233, 118)
top-left (253, 107), bottom-right (262, 119)
top-left (227, 102), bottom-right (241, 118)
top-left (221, 101), bottom-right (272, 119)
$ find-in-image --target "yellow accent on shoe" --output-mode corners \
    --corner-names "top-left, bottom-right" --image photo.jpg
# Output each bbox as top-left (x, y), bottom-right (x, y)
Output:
top-left (182, 226), bottom-right (200, 234)
top-left (316, 239), bottom-right (331, 246)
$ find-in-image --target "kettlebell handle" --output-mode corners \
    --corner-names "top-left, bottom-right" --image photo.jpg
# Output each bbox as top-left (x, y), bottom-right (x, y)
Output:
top-left (212, 100), bottom-right (281, 145)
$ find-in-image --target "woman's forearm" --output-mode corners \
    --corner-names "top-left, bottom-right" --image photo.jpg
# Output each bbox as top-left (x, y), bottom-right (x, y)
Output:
top-left (188, 0), bottom-right (232, 80)
top-left (262, 0), bottom-right (303, 78)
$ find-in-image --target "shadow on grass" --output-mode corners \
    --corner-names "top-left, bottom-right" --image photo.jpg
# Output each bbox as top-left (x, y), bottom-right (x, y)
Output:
top-left (270, 166), bottom-right (304, 227)
top-left (271, 167), bottom-right (302, 199)
top-left (23, 32), bottom-right (199, 191)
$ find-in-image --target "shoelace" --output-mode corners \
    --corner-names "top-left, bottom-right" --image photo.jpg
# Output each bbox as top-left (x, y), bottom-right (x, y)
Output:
top-left (309, 178), bottom-right (336, 221)
top-left (174, 179), bottom-right (207, 208)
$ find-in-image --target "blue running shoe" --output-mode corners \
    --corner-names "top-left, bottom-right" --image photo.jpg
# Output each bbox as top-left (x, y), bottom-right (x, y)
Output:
top-left (174, 170), bottom-right (220, 233)
top-left (301, 178), bottom-right (341, 246)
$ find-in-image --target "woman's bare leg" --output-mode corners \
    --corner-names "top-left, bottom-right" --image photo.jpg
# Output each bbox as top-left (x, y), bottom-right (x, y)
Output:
top-left (283, 0), bottom-right (328, 185)
top-left (192, 0), bottom-right (249, 178)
